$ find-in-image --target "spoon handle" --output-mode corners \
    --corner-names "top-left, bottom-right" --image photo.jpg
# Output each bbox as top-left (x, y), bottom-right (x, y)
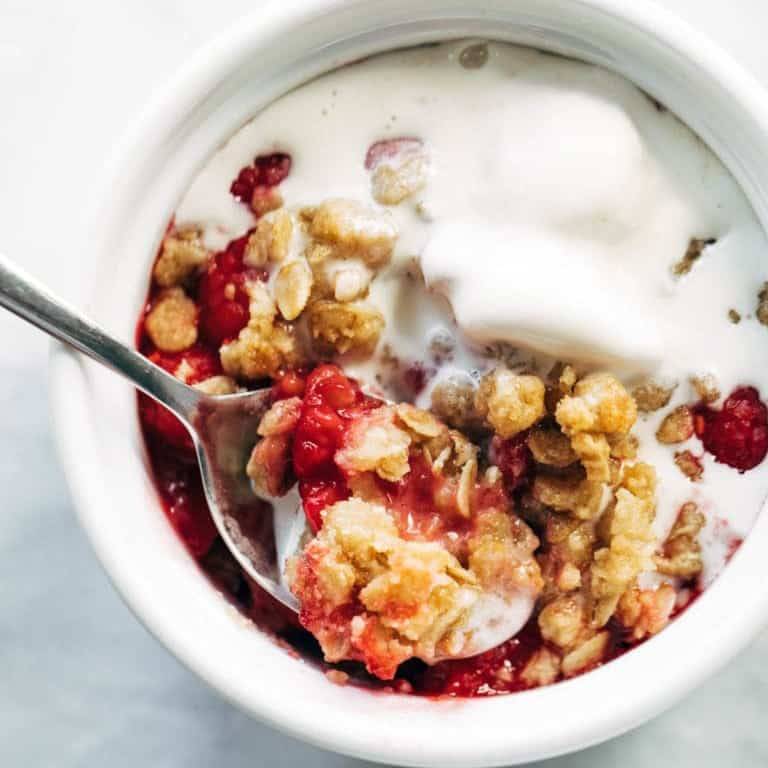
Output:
top-left (0, 253), bottom-right (198, 419)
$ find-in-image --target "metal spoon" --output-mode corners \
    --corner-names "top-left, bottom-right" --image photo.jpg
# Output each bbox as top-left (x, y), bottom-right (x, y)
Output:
top-left (0, 254), bottom-right (299, 612)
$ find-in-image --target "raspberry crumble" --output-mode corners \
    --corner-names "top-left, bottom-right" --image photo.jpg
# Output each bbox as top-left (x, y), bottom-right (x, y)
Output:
top-left (134, 41), bottom-right (768, 697)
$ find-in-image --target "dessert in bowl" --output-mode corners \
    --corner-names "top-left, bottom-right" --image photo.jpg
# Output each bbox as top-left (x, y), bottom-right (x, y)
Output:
top-left (50, 1), bottom-right (768, 765)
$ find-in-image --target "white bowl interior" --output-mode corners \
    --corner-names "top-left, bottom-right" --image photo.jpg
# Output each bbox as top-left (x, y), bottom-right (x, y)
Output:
top-left (50, 0), bottom-right (768, 765)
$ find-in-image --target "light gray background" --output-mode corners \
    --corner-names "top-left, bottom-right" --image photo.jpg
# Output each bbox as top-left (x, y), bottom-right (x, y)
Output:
top-left (2, 1), bottom-right (767, 766)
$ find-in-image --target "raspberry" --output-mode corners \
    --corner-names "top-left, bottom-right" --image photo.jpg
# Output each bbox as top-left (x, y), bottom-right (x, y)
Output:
top-left (139, 344), bottom-right (222, 452)
top-left (151, 452), bottom-right (217, 557)
top-left (492, 433), bottom-right (534, 492)
top-left (291, 365), bottom-right (381, 527)
top-left (167, 480), bottom-right (218, 557)
top-left (293, 405), bottom-right (346, 477)
top-left (230, 153), bottom-right (292, 202)
top-left (694, 386), bottom-right (768, 472)
top-left (299, 473), bottom-right (350, 532)
top-left (197, 233), bottom-right (266, 346)
top-left (272, 370), bottom-right (307, 400)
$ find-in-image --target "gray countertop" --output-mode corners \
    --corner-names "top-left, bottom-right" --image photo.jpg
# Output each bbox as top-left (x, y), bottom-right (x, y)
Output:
top-left (2, 1), bottom-right (768, 765)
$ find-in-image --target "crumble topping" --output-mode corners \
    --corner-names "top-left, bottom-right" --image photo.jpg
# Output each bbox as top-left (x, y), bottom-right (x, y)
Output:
top-left (290, 498), bottom-right (483, 679)
top-left (674, 450), bottom-right (704, 482)
top-left (307, 198), bottom-right (397, 267)
top-left (154, 227), bottom-right (210, 287)
top-left (671, 237), bottom-right (716, 277)
top-left (656, 405), bottom-right (694, 444)
top-left (307, 300), bottom-right (385, 355)
top-left (193, 375), bottom-right (238, 396)
top-left (366, 138), bottom-right (429, 206)
top-left (632, 379), bottom-right (676, 413)
top-left (757, 282), bottom-right (768, 326)
top-left (220, 282), bottom-right (304, 380)
top-left (145, 287), bottom-right (198, 353)
top-left (691, 373), bottom-right (720, 404)
top-left (335, 407), bottom-right (412, 482)
top-left (654, 502), bottom-right (705, 579)
top-left (475, 369), bottom-right (546, 438)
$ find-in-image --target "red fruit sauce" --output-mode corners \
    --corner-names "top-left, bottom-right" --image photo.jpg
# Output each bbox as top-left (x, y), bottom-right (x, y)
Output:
top-left (693, 386), bottom-right (768, 472)
top-left (291, 365), bottom-right (381, 531)
top-left (197, 233), bottom-right (268, 346)
top-left (230, 152), bottom-right (292, 202)
top-left (492, 433), bottom-right (534, 492)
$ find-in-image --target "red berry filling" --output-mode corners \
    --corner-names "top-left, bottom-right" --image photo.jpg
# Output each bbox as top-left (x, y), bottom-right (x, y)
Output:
top-left (139, 344), bottom-right (221, 453)
top-left (693, 386), bottom-right (768, 472)
top-left (291, 365), bottom-right (381, 530)
top-left (149, 445), bottom-right (218, 558)
top-left (230, 152), bottom-right (292, 202)
top-left (197, 233), bottom-right (266, 346)
top-left (492, 433), bottom-right (534, 492)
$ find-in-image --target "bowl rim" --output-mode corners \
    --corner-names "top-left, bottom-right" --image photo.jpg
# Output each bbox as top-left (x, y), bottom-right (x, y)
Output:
top-left (49, 0), bottom-right (768, 765)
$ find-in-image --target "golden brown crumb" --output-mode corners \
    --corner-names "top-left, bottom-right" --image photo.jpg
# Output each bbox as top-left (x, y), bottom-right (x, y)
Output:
top-left (672, 237), bottom-right (716, 277)
top-left (544, 363), bottom-right (577, 414)
top-left (538, 595), bottom-right (585, 649)
top-left (690, 373), bottom-right (720, 404)
top-left (728, 309), bottom-right (742, 324)
top-left (290, 498), bottom-right (482, 677)
top-left (306, 299), bottom-right (384, 355)
top-left (656, 405), bottom-right (694, 444)
top-left (608, 433), bottom-right (639, 461)
top-left (257, 397), bottom-right (302, 437)
top-left (475, 369), bottom-right (546, 438)
top-left (193, 375), bottom-right (238, 396)
top-left (654, 501), bottom-right (705, 579)
top-left (468, 510), bottom-right (543, 597)
top-left (246, 434), bottom-right (291, 497)
top-left (145, 287), bottom-right (198, 352)
top-left (371, 150), bottom-right (428, 205)
top-left (395, 403), bottom-right (445, 440)
top-left (631, 380), bottom-right (676, 413)
top-left (758, 282), bottom-right (768, 326)
top-left (430, 376), bottom-right (484, 430)
top-left (528, 427), bottom-right (577, 468)
top-left (590, 463), bottom-right (657, 627)
top-left (556, 372), bottom-right (636, 436)
top-left (532, 467), bottom-right (602, 521)
top-left (220, 283), bottom-right (304, 380)
top-left (674, 450), bottom-right (703, 481)
top-left (335, 407), bottom-right (412, 482)
top-left (153, 228), bottom-right (210, 287)
top-left (616, 584), bottom-right (676, 641)
top-left (561, 631), bottom-right (609, 676)
top-left (556, 562), bottom-right (582, 592)
top-left (308, 198), bottom-right (398, 268)
top-left (520, 647), bottom-right (561, 687)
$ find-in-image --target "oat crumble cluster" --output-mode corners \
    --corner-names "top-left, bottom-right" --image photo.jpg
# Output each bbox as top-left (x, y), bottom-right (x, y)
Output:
top-left (136, 144), bottom-right (762, 698)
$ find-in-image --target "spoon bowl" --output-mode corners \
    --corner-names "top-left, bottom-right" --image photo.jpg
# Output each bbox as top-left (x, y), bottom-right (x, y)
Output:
top-left (0, 253), bottom-right (298, 611)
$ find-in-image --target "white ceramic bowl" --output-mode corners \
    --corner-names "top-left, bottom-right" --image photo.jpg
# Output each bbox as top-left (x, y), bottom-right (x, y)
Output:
top-left (50, 0), bottom-right (768, 765)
